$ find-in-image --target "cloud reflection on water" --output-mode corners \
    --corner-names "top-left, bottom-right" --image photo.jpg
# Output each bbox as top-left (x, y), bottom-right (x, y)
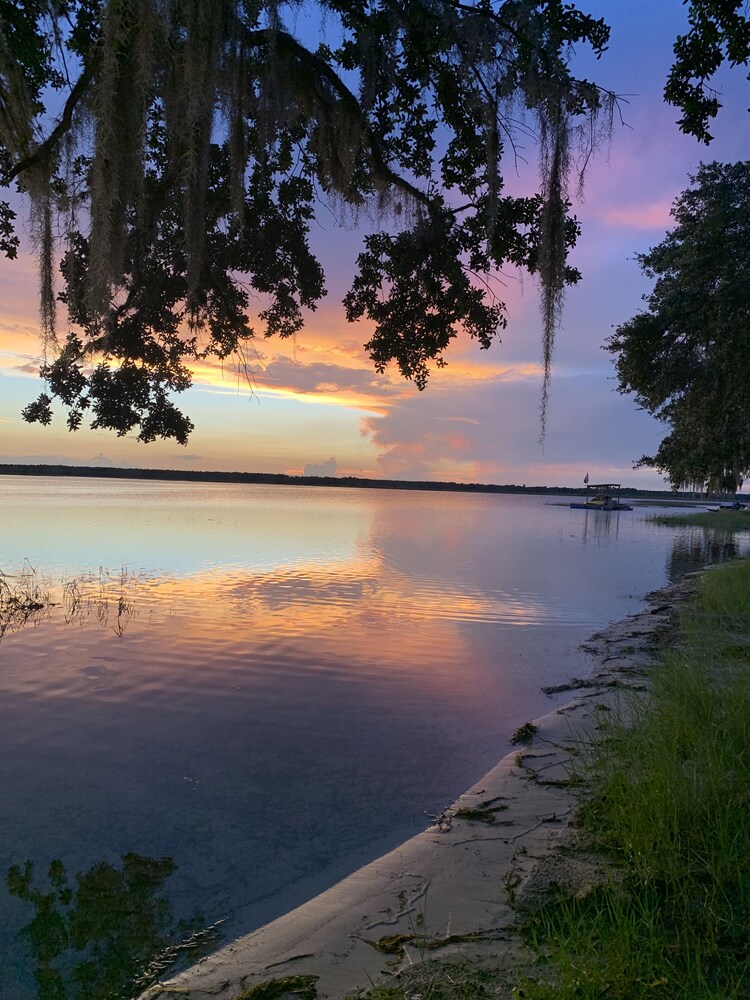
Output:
top-left (3, 480), bottom-right (750, 1000)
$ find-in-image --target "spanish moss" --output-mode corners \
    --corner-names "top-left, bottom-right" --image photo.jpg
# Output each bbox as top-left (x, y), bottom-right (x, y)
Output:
top-left (2, 1), bottom-right (618, 443)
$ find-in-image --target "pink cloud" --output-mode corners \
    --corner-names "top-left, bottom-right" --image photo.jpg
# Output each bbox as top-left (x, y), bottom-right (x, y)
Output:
top-left (356, 365), bottom-right (667, 486)
top-left (600, 201), bottom-right (673, 230)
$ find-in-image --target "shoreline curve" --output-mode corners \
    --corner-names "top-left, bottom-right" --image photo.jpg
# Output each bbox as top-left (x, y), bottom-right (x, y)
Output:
top-left (139, 576), bottom-right (695, 1000)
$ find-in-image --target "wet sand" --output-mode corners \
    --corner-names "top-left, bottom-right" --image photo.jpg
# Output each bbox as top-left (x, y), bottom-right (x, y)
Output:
top-left (139, 578), bottom-right (692, 1000)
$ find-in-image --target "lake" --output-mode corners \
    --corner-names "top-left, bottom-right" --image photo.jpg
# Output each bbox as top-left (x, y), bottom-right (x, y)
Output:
top-left (0, 476), bottom-right (745, 997)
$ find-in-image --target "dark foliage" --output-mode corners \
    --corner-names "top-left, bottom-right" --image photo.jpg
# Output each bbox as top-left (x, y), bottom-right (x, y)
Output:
top-left (6, 853), bottom-right (209, 998)
top-left (665, 0), bottom-right (750, 142)
top-left (606, 160), bottom-right (750, 492)
top-left (1, 2), bottom-right (746, 444)
top-left (1, 1), bottom-right (616, 441)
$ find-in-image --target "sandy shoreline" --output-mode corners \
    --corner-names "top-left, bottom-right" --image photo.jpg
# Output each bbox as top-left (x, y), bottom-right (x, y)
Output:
top-left (139, 578), bottom-right (693, 1000)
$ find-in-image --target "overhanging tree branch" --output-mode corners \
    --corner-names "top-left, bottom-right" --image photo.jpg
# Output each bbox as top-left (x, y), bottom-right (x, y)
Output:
top-left (7, 61), bottom-right (96, 183)
top-left (242, 27), bottom-right (436, 213)
top-left (1, 2), bottom-right (628, 445)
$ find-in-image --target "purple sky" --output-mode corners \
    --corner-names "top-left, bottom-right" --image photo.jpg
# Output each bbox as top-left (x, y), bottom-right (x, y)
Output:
top-left (0, 2), bottom-right (748, 487)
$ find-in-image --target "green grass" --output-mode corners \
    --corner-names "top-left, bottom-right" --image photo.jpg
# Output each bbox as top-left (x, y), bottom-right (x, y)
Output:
top-left (521, 559), bottom-right (750, 999)
top-left (650, 510), bottom-right (750, 530)
top-left (346, 961), bottom-right (512, 999)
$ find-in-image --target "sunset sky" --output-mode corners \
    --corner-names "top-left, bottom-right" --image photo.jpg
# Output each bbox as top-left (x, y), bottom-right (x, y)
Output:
top-left (1, 1), bottom-right (748, 488)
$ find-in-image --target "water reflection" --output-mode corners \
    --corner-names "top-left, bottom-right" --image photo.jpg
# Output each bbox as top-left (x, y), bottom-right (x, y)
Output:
top-left (0, 567), bottom-right (139, 645)
top-left (579, 509), bottom-right (621, 543)
top-left (62, 569), bottom-right (139, 637)
top-left (665, 525), bottom-right (746, 583)
top-left (574, 509), bottom-right (750, 584)
top-left (7, 854), bottom-right (218, 1000)
top-left (3, 479), bottom-right (750, 998)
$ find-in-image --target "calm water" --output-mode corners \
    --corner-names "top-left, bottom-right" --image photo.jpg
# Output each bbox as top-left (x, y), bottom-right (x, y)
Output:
top-left (1, 476), bottom-right (746, 996)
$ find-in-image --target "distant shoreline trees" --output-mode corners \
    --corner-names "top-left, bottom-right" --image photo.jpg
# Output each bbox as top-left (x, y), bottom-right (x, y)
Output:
top-left (0, 462), bottom-right (697, 499)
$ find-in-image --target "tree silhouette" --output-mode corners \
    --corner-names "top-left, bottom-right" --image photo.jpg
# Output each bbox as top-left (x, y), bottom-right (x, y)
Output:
top-left (2, 1), bottom-right (616, 441)
top-left (607, 161), bottom-right (750, 493)
top-left (3, 2), bottom-right (747, 444)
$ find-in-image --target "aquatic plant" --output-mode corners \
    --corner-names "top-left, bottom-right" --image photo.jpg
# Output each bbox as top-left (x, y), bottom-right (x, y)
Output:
top-left (63, 566), bottom-right (139, 636)
top-left (510, 721), bottom-right (539, 746)
top-left (650, 510), bottom-right (750, 531)
top-left (0, 561), bottom-right (51, 639)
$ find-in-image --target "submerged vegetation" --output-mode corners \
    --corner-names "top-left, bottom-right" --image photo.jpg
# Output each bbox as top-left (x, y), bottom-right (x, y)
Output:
top-left (62, 566), bottom-right (139, 636)
top-left (509, 721), bottom-right (539, 746)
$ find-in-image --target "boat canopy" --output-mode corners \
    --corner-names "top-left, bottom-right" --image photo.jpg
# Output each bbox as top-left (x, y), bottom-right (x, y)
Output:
top-left (569, 482), bottom-right (633, 511)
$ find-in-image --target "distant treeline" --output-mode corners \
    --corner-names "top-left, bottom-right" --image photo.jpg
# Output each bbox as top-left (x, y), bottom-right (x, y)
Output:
top-left (0, 463), bottom-right (692, 499)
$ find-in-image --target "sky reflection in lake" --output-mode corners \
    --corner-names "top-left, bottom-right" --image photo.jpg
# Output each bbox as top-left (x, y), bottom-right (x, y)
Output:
top-left (1, 476), bottom-right (747, 996)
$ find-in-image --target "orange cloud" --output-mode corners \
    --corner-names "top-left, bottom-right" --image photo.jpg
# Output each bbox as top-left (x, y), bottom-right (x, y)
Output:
top-left (189, 353), bottom-right (404, 414)
top-left (185, 342), bottom-right (545, 417)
